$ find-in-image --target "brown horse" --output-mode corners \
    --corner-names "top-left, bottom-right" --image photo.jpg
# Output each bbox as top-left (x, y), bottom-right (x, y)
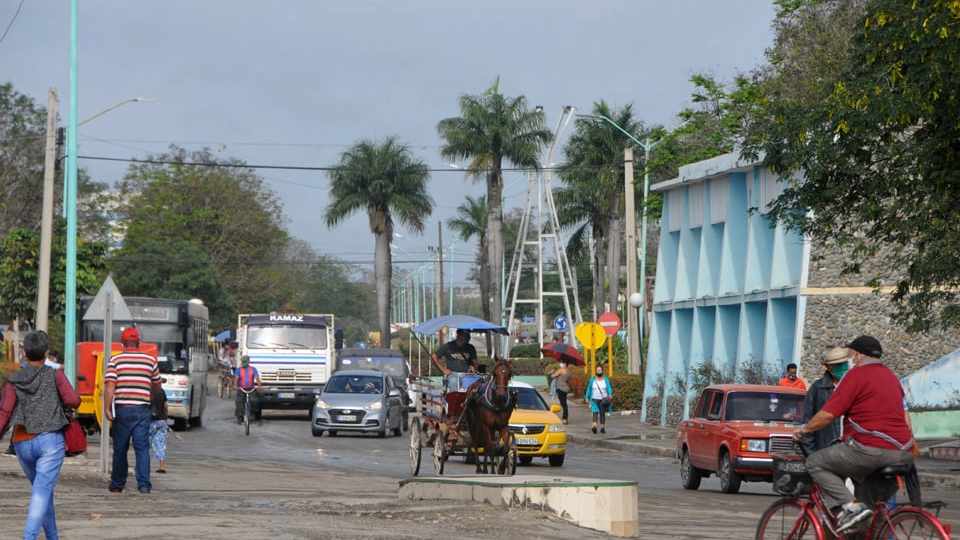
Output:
top-left (463, 358), bottom-right (516, 474)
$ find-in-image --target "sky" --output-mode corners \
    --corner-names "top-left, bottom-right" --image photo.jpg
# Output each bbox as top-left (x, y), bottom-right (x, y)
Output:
top-left (0, 0), bottom-right (778, 289)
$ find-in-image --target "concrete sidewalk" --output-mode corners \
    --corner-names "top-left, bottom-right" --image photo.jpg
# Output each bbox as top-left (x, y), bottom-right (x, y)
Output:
top-left (547, 388), bottom-right (960, 490)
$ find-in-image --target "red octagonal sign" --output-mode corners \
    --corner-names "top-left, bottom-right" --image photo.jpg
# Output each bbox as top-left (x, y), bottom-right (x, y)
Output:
top-left (597, 311), bottom-right (621, 336)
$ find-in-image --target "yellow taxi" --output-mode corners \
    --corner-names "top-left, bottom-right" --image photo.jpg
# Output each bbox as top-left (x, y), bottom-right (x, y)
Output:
top-left (508, 381), bottom-right (566, 466)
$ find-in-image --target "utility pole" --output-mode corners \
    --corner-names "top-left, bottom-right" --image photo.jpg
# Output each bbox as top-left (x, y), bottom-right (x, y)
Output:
top-left (437, 222), bottom-right (443, 317)
top-left (623, 147), bottom-right (640, 375)
top-left (37, 87), bottom-right (58, 332)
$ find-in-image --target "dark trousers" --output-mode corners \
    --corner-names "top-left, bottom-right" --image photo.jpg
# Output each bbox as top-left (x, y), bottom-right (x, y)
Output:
top-left (110, 405), bottom-right (152, 492)
top-left (557, 389), bottom-right (569, 421)
top-left (235, 389), bottom-right (261, 420)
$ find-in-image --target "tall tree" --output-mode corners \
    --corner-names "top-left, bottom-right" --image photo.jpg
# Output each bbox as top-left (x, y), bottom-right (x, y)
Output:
top-left (115, 146), bottom-right (291, 321)
top-left (747, 0), bottom-right (960, 331)
top-left (446, 195), bottom-right (490, 324)
top-left (325, 136), bottom-right (433, 347)
top-left (557, 101), bottom-right (644, 316)
top-left (437, 79), bottom-right (552, 346)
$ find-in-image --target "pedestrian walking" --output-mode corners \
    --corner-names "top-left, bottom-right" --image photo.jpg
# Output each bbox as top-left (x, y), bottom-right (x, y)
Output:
top-left (103, 327), bottom-right (162, 494)
top-left (149, 384), bottom-right (168, 474)
top-left (550, 358), bottom-right (572, 424)
top-left (585, 365), bottom-right (613, 434)
top-left (0, 330), bottom-right (80, 540)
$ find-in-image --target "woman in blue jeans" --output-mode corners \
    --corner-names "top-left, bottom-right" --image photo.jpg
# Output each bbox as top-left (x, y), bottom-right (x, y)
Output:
top-left (0, 330), bottom-right (80, 540)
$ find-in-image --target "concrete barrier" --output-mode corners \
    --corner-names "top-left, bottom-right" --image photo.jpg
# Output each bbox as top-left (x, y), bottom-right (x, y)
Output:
top-left (399, 475), bottom-right (639, 537)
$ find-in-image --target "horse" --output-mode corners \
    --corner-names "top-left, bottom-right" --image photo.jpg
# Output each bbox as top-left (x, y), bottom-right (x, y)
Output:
top-left (462, 358), bottom-right (516, 474)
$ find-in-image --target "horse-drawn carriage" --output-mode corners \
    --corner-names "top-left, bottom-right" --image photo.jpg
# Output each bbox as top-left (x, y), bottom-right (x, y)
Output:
top-left (408, 315), bottom-right (518, 476)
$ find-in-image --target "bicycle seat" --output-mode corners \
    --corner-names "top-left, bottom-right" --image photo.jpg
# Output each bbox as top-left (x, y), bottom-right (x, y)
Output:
top-left (877, 464), bottom-right (911, 478)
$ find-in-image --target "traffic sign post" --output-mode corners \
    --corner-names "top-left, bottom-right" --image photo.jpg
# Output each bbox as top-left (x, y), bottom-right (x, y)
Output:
top-left (575, 321), bottom-right (606, 375)
top-left (597, 312), bottom-right (621, 374)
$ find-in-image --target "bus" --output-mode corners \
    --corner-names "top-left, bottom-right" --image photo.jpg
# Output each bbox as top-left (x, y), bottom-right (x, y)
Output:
top-left (77, 297), bottom-right (211, 431)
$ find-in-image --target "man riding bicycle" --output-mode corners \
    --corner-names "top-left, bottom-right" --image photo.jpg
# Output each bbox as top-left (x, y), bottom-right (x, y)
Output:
top-left (233, 355), bottom-right (262, 424)
top-left (793, 335), bottom-right (916, 534)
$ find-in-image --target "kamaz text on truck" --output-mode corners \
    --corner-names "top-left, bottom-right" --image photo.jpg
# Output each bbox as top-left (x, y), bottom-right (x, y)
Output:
top-left (237, 313), bottom-right (335, 409)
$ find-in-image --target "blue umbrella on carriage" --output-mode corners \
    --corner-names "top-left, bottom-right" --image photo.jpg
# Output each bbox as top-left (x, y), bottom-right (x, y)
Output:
top-left (213, 329), bottom-right (235, 342)
top-left (411, 314), bottom-right (508, 336)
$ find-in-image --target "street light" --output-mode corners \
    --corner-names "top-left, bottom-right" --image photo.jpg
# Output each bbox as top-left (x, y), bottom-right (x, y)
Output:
top-left (62, 95), bottom-right (154, 382)
top-left (576, 114), bottom-right (674, 376)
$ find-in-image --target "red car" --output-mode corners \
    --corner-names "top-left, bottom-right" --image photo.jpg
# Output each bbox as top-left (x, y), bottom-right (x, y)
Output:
top-left (676, 384), bottom-right (806, 493)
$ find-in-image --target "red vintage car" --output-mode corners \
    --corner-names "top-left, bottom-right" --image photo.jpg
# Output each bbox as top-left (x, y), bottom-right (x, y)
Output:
top-left (676, 384), bottom-right (806, 493)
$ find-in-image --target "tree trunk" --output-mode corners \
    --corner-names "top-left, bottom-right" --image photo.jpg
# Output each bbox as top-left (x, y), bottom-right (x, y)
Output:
top-left (592, 230), bottom-right (606, 321)
top-left (487, 169), bottom-right (504, 356)
top-left (374, 229), bottom-right (392, 348)
top-left (478, 239), bottom-right (492, 354)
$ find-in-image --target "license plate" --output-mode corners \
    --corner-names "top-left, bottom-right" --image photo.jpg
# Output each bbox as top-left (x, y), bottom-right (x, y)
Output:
top-left (337, 415), bottom-right (356, 422)
top-left (278, 392), bottom-right (295, 399)
top-left (517, 437), bottom-right (538, 446)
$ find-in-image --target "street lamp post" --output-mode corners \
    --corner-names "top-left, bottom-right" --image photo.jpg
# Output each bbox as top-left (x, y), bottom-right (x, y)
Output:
top-left (576, 114), bottom-right (671, 376)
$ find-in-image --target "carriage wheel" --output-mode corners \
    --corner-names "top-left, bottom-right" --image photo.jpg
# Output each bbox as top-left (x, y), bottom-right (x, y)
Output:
top-left (432, 430), bottom-right (446, 476)
top-left (501, 433), bottom-right (517, 476)
top-left (408, 417), bottom-right (422, 476)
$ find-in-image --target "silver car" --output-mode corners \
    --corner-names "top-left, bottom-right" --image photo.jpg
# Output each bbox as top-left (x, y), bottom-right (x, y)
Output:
top-left (311, 370), bottom-right (403, 437)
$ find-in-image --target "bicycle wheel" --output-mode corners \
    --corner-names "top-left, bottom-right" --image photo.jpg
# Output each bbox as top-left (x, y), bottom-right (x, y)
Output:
top-left (244, 397), bottom-right (250, 436)
top-left (756, 498), bottom-right (824, 540)
top-left (878, 509), bottom-right (950, 540)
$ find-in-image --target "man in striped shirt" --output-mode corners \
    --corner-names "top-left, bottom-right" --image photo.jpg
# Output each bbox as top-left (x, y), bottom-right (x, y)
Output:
top-left (104, 327), bottom-right (161, 494)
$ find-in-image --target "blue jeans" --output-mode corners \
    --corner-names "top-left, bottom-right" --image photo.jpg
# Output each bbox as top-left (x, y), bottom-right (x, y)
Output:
top-left (110, 405), bottom-right (152, 492)
top-left (15, 431), bottom-right (66, 540)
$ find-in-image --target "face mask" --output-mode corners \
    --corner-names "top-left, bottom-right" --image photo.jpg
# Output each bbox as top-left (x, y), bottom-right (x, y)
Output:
top-left (241, 361), bottom-right (249, 367)
top-left (829, 363), bottom-right (849, 379)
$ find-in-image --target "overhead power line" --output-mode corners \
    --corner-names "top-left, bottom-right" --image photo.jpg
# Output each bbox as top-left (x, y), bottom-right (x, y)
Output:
top-left (0, 0), bottom-right (26, 45)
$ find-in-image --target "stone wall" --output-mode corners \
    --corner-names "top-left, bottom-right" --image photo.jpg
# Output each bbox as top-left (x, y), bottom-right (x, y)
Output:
top-left (800, 242), bottom-right (960, 380)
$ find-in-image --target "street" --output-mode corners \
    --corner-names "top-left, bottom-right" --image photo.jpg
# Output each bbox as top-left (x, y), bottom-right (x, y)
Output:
top-left (0, 386), bottom-right (957, 539)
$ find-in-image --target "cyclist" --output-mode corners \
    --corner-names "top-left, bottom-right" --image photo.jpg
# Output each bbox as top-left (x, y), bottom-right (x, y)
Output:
top-left (793, 335), bottom-right (916, 534)
top-left (233, 355), bottom-right (262, 424)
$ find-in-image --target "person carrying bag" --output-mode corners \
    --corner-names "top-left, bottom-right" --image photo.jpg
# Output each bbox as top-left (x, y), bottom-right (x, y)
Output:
top-left (0, 330), bottom-right (81, 540)
top-left (584, 364), bottom-right (614, 434)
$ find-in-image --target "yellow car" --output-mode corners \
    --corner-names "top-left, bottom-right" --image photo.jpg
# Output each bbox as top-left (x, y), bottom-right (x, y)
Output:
top-left (508, 381), bottom-right (566, 466)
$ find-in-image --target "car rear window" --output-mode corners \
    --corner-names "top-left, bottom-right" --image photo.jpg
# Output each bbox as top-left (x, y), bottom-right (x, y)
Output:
top-left (723, 391), bottom-right (804, 422)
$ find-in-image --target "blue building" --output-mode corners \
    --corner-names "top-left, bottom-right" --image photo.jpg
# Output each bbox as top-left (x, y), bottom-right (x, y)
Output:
top-left (642, 152), bottom-right (960, 426)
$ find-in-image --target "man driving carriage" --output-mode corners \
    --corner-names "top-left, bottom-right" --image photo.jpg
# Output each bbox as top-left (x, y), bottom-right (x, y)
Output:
top-left (430, 329), bottom-right (478, 392)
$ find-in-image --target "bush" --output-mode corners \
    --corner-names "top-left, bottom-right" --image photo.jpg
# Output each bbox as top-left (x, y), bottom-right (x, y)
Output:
top-left (569, 368), bottom-right (644, 411)
top-left (508, 344), bottom-right (541, 358)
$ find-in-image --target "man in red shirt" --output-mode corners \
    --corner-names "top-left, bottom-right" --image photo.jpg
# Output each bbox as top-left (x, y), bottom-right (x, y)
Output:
top-left (793, 335), bottom-right (915, 534)
top-left (103, 327), bottom-right (161, 494)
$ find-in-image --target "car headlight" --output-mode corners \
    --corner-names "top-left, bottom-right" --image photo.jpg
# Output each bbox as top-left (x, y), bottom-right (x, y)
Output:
top-left (315, 399), bottom-right (330, 409)
top-left (741, 439), bottom-right (767, 452)
top-left (548, 423), bottom-right (566, 432)
top-left (364, 400), bottom-right (382, 411)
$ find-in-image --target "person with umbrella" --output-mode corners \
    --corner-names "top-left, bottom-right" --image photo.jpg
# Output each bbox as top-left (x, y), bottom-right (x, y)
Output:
top-left (549, 357), bottom-right (573, 424)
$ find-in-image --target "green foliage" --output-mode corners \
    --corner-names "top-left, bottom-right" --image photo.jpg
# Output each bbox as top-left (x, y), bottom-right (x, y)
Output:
top-left (690, 361), bottom-right (735, 394)
top-left (745, 0), bottom-right (960, 332)
top-left (110, 240), bottom-right (237, 330)
top-left (689, 359), bottom-right (779, 391)
top-left (508, 343), bottom-right (541, 358)
top-left (609, 374), bottom-right (644, 412)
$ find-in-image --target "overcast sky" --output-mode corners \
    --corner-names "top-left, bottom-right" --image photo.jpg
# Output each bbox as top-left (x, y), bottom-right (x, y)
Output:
top-left (1, 0), bottom-right (777, 288)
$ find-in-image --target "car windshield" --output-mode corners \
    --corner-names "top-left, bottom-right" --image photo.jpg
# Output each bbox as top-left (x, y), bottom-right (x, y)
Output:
top-left (724, 391), bottom-right (804, 423)
top-left (325, 375), bottom-right (383, 394)
top-left (338, 358), bottom-right (408, 379)
top-left (514, 387), bottom-right (549, 411)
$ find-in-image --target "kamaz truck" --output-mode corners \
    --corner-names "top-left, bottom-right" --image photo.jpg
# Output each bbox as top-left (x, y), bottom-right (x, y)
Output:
top-left (236, 313), bottom-right (335, 409)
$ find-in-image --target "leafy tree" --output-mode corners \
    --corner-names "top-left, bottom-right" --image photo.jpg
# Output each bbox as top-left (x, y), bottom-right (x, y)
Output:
top-left (557, 101), bottom-right (645, 315)
top-left (0, 218), bottom-right (107, 328)
top-left (302, 253), bottom-right (377, 343)
top-left (748, 0), bottom-right (960, 332)
top-left (111, 240), bottom-right (237, 330)
top-left (438, 79), bottom-right (553, 346)
top-left (325, 136), bottom-right (433, 347)
top-left (115, 145), bottom-right (291, 321)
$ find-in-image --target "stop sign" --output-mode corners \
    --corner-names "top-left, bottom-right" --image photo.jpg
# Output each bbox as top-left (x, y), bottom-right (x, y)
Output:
top-left (597, 311), bottom-right (621, 336)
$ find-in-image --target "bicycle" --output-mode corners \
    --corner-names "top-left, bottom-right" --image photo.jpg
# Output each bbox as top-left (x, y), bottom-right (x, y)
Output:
top-left (218, 364), bottom-right (234, 399)
top-left (755, 450), bottom-right (950, 540)
top-left (239, 387), bottom-right (257, 436)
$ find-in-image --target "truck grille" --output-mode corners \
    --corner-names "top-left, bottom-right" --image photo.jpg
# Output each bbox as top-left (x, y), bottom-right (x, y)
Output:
top-left (261, 371), bottom-right (312, 383)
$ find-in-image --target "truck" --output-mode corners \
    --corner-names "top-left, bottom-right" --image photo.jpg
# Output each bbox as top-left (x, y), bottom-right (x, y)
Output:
top-left (237, 313), bottom-right (336, 409)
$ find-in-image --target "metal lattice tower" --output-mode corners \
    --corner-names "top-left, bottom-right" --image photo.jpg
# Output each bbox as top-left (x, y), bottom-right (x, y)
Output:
top-left (505, 106), bottom-right (582, 347)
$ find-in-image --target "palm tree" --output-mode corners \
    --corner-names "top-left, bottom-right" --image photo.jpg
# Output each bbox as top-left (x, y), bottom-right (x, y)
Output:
top-left (325, 136), bottom-right (433, 347)
top-left (437, 79), bottom-right (552, 350)
top-left (447, 194), bottom-right (489, 317)
top-left (557, 101), bottom-right (645, 316)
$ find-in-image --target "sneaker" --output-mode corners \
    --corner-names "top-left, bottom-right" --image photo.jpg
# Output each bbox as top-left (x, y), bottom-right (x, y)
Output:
top-left (591, 426), bottom-right (597, 434)
top-left (836, 502), bottom-right (872, 534)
